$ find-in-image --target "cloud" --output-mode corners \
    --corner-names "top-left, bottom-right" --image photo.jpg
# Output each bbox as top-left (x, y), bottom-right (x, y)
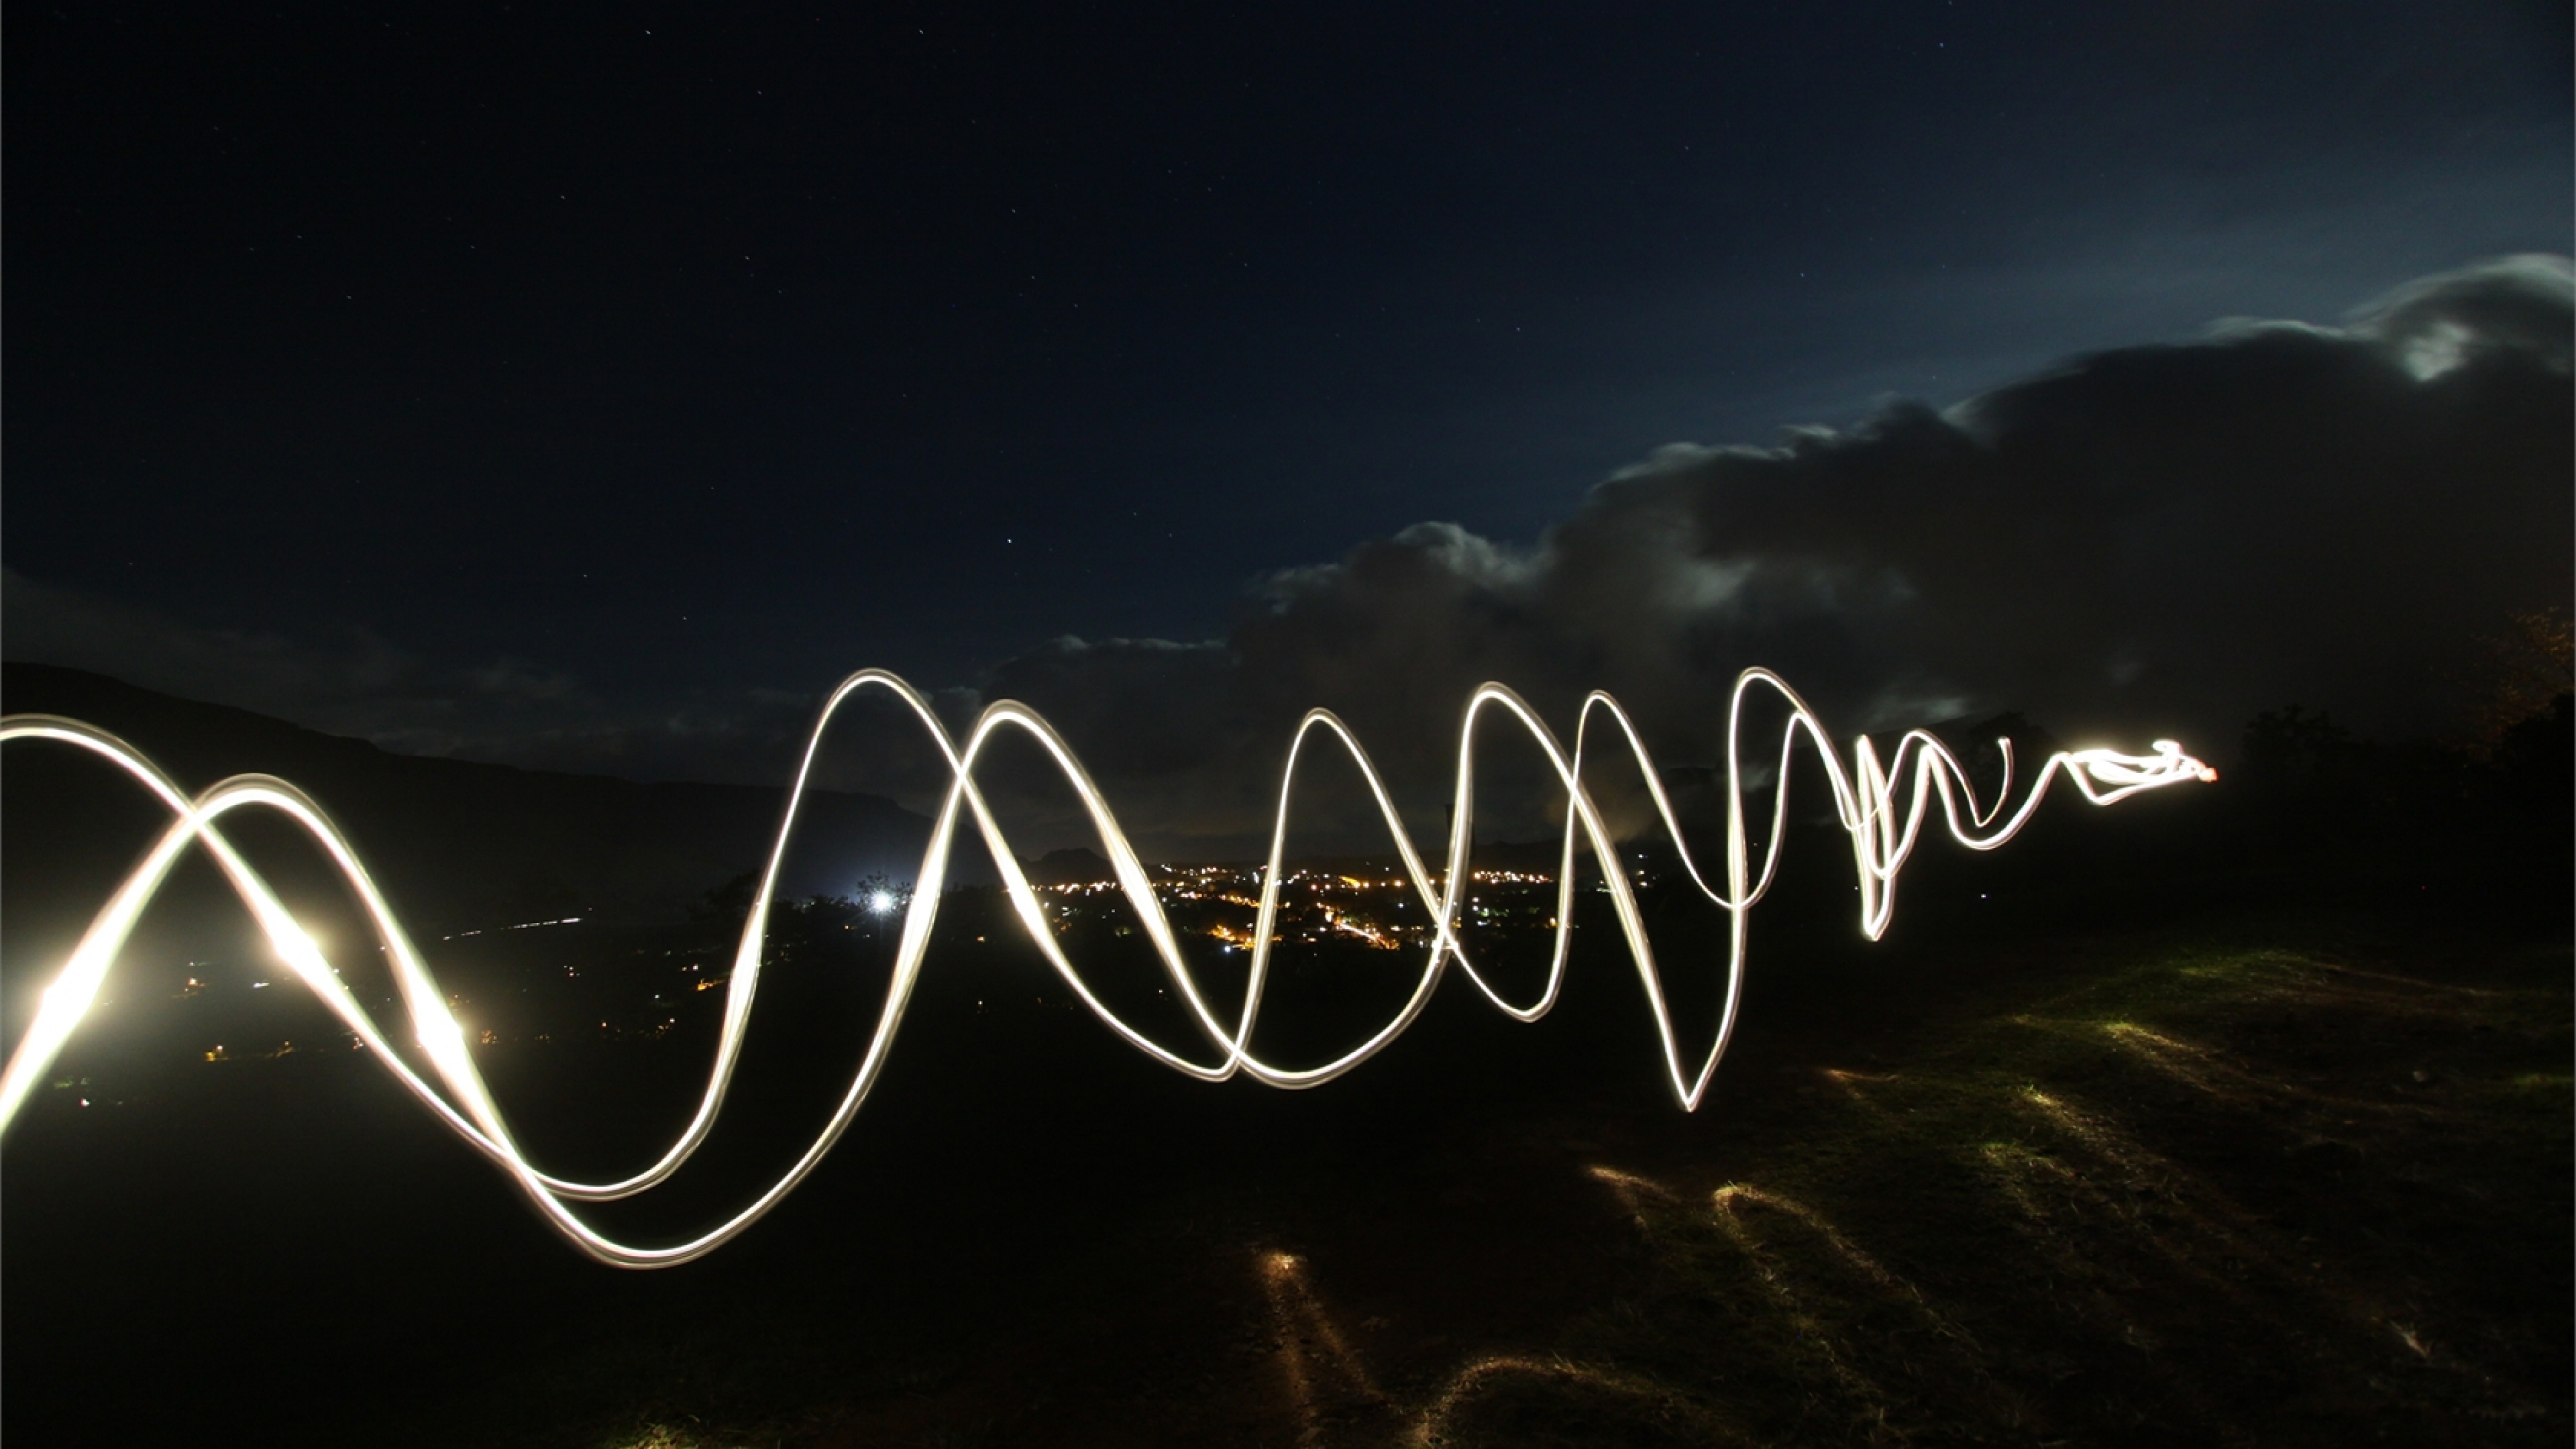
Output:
top-left (2347, 254), bottom-right (2573, 379)
top-left (960, 257), bottom-right (2571, 853)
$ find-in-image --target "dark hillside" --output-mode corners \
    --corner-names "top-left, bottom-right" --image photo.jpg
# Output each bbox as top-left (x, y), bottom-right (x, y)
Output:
top-left (1, 663), bottom-right (935, 931)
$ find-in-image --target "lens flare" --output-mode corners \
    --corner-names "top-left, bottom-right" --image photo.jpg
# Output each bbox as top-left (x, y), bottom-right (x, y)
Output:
top-left (0, 668), bottom-right (2210, 1266)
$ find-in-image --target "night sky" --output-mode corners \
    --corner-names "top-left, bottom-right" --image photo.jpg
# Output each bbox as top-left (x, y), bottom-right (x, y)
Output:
top-left (6, 2), bottom-right (2569, 841)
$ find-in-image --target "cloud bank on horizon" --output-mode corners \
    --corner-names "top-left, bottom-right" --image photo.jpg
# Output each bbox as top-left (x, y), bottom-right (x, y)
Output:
top-left (8, 256), bottom-right (2569, 853)
top-left (967, 255), bottom-right (2572, 847)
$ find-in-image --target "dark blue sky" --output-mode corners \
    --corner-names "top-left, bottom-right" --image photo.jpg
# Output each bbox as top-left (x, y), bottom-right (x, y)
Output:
top-left (5, 1), bottom-right (2567, 782)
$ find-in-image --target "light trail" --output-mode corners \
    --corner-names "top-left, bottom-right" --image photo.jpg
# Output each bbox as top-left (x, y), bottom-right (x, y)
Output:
top-left (0, 669), bottom-right (2212, 1266)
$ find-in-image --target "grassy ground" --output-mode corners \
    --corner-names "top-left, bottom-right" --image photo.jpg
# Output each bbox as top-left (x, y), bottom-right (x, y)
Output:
top-left (1513, 926), bottom-right (2571, 1449)
top-left (482, 908), bottom-right (2568, 1449)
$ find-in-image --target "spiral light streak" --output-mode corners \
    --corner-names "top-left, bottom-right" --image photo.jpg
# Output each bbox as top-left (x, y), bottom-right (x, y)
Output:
top-left (0, 669), bottom-right (2212, 1266)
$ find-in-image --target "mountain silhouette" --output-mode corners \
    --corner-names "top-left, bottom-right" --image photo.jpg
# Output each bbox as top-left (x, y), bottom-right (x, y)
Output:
top-left (1, 663), bottom-right (938, 929)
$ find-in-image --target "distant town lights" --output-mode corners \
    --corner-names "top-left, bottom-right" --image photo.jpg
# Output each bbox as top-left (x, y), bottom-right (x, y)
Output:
top-left (0, 669), bottom-right (2211, 1267)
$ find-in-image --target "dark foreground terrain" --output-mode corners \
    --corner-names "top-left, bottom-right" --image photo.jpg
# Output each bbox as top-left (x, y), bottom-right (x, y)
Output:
top-left (3, 682), bottom-right (2567, 1447)
top-left (5, 884), bottom-right (2567, 1446)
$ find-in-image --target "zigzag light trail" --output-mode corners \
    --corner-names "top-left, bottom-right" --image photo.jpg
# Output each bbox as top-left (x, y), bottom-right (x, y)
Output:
top-left (0, 667), bottom-right (2212, 1267)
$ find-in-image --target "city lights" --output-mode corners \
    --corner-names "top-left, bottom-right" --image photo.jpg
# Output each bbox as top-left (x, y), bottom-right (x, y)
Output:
top-left (0, 669), bottom-right (2210, 1266)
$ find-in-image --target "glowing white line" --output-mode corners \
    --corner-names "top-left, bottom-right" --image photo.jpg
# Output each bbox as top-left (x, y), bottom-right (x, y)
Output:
top-left (0, 670), bottom-right (2211, 1266)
